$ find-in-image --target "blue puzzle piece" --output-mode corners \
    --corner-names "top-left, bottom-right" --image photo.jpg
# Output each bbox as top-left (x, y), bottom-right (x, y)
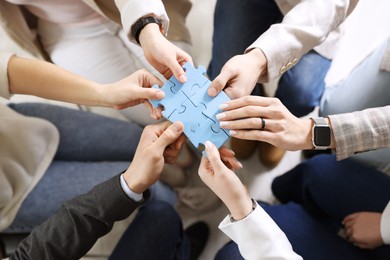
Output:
top-left (149, 81), bottom-right (188, 118)
top-left (168, 99), bottom-right (229, 153)
top-left (202, 91), bottom-right (231, 134)
top-left (148, 62), bottom-right (231, 154)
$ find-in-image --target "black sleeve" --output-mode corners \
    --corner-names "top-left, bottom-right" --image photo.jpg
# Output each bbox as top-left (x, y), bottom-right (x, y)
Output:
top-left (10, 175), bottom-right (146, 260)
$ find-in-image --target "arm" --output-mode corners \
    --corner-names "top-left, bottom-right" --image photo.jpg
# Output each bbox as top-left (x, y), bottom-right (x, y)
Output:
top-left (342, 201), bottom-right (390, 249)
top-left (208, 0), bottom-right (354, 98)
top-left (92, 0), bottom-right (192, 83)
top-left (329, 106), bottom-right (390, 160)
top-left (198, 141), bottom-right (301, 259)
top-left (248, 0), bottom-right (353, 82)
top-left (217, 96), bottom-right (390, 158)
top-left (10, 121), bottom-right (185, 260)
top-left (3, 54), bottom-right (165, 119)
top-left (11, 175), bottom-right (144, 260)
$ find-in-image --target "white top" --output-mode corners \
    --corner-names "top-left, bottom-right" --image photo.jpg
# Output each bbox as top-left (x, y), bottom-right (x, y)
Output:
top-left (219, 202), bottom-right (302, 260)
top-left (5, 0), bottom-right (106, 27)
top-left (325, 0), bottom-right (390, 85)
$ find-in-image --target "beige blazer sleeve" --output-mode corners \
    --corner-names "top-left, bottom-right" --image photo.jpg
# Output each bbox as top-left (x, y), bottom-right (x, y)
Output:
top-left (246, 0), bottom-right (355, 83)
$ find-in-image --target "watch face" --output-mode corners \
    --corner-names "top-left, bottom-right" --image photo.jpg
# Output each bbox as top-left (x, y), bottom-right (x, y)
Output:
top-left (314, 126), bottom-right (331, 147)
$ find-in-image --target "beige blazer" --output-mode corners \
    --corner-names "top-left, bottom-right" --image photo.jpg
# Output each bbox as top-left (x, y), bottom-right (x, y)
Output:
top-left (247, 0), bottom-right (359, 83)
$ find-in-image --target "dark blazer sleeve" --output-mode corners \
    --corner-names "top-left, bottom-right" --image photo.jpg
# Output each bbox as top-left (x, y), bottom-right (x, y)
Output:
top-left (10, 174), bottom-right (146, 260)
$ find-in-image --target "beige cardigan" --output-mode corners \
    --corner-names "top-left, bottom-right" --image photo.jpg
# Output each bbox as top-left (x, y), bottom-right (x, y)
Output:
top-left (0, 103), bottom-right (59, 231)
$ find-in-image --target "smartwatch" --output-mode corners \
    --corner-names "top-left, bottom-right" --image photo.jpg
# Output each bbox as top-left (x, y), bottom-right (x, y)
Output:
top-left (131, 16), bottom-right (162, 45)
top-left (311, 117), bottom-right (331, 150)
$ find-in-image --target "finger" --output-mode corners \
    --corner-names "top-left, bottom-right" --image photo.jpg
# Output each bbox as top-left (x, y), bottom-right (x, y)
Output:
top-left (229, 129), bottom-right (277, 144)
top-left (220, 96), bottom-right (277, 111)
top-left (136, 87), bottom-right (165, 101)
top-left (219, 117), bottom-right (271, 131)
top-left (153, 121), bottom-right (184, 155)
top-left (204, 141), bottom-right (229, 173)
top-left (219, 146), bottom-right (236, 158)
top-left (343, 213), bottom-right (358, 225)
top-left (219, 147), bottom-right (242, 170)
top-left (208, 71), bottom-right (230, 97)
top-left (138, 69), bottom-right (164, 88)
top-left (217, 106), bottom-right (263, 121)
top-left (168, 59), bottom-right (188, 83)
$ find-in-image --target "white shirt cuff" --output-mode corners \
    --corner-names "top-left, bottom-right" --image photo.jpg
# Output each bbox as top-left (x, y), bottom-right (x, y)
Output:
top-left (381, 201), bottom-right (390, 244)
top-left (120, 174), bottom-right (143, 202)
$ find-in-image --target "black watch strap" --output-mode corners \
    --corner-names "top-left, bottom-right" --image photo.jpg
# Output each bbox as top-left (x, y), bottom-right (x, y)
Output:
top-left (131, 16), bottom-right (162, 45)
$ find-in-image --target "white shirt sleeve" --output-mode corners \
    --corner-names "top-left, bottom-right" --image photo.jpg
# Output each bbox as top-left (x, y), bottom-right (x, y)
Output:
top-left (381, 201), bottom-right (390, 244)
top-left (117, 0), bottom-right (169, 43)
top-left (219, 202), bottom-right (302, 260)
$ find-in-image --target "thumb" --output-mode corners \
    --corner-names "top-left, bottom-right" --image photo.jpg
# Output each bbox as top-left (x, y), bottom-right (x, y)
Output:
top-left (204, 141), bottom-right (228, 172)
top-left (153, 121), bottom-right (184, 154)
top-left (136, 87), bottom-right (165, 100)
top-left (208, 72), bottom-right (228, 97)
top-left (138, 69), bottom-right (164, 88)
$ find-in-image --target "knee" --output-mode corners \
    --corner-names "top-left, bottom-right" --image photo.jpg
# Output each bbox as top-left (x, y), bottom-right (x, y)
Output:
top-left (140, 201), bottom-right (181, 229)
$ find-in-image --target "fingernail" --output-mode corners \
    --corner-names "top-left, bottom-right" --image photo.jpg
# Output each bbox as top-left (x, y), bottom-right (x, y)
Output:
top-left (173, 122), bottom-right (183, 132)
top-left (219, 103), bottom-right (228, 110)
top-left (238, 161), bottom-right (243, 168)
top-left (205, 140), bottom-right (212, 150)
top-left (208, 87), bottom-right (217, 97)
top-left (179, 75), bottom-right (187, 83)
top-left (216, 113), bottom-right (225, 120)
top-left (229, 130), bottom-right (237, 136)
top-left (219, 121), bottom-right (229, 127)
top-left (156, 90), bottom-right (165, 99)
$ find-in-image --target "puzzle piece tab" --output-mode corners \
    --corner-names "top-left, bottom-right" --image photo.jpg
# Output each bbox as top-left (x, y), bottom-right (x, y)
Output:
top-left (149, 62), bottom-right (231, 155)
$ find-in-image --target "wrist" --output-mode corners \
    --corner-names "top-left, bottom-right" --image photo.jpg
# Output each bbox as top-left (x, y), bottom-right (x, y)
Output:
top-left (229, 198), bottom-right (256, 222)
top-left (123, 168), bottom-right (148, 194)
top-left (139, 23), bottom-right (162, 47)
top-left (246, 48), bottom-right (268, 77)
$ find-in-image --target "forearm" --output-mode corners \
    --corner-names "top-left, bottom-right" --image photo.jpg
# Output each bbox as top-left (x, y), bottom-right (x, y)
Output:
top-left (7, 56), bottom-right (106, 106)
top-left (329, 106), bottom-right (390, 160)
top-left (10, 175), bottom-right (141, 260)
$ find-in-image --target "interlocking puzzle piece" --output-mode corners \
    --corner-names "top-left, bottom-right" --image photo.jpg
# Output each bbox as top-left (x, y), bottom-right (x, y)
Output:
top-left (149, 62), bottom-right (231, 155)
top-left (168, 99), bottom-right (229, 151)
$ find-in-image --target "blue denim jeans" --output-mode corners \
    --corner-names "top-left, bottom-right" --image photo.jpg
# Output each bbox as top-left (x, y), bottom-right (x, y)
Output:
top-left (110, 201), bottom-right (189, 260)
top-left (3, 103), bottom-right (176, 233)
top-left (208, 0), bottom-right (331, 117)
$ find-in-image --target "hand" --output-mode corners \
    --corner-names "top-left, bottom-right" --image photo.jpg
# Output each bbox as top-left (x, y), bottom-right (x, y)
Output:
top-left (208, 48), bottom-right (267, 99)
top-left (198, 141), bottom-right (251, 220)
top-left (217, 96), bottom-right (314, 151)
top-left (101, 69), bottom-right (164, 120)
top-left (123, 121), bottom-right (184, 193)
top-left (343, 212), bottom-right (384, 249)
top-left (139, 23), bottom-right (193, 83)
